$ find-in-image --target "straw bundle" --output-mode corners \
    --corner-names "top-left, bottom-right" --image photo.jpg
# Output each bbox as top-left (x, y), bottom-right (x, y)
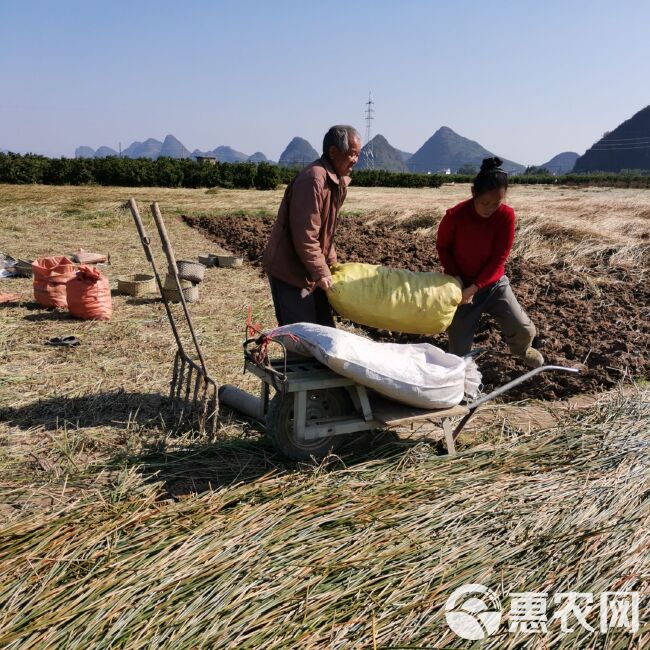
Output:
top-left (0, 393), bottom-right (647, 648)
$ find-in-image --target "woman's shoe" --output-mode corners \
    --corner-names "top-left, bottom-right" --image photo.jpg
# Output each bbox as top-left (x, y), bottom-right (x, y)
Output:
top-left (522, 347), bottom-right (544, 368)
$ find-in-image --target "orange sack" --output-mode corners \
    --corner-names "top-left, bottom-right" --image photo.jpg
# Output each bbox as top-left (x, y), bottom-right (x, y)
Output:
top-left (33, 256), bottom-right (77, 308)
top-left (66, 265), bottom-right (112, 321)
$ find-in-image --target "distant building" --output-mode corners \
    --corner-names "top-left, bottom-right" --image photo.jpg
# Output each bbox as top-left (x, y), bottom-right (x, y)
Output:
top-left (196, 155), bottom-right (217, 165)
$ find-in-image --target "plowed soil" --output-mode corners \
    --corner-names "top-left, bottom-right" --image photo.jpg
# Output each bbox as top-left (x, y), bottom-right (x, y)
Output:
top-left (184, 214), bottom-right (649, 400)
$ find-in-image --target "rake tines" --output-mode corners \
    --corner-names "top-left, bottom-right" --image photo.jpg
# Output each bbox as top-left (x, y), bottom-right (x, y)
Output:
top-left (169, 352), bottom-right (218, 435)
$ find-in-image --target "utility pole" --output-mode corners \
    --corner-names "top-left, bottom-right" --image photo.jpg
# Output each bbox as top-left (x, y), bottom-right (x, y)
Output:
top-left (364, 91), bottom-right (374, 169)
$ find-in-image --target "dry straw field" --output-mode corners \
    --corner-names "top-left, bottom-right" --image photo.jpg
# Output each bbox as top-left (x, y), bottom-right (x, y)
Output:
top-left (0, 183), bottom-right (648, 648)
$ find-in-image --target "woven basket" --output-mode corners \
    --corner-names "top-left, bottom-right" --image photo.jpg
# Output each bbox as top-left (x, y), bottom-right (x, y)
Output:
top-left (163, 273), bottom-right (192, 291)
top-left (162, 284), bottom-right (199, 303)
top-left (117, 273), bottom-right (156, 297)
top-left (216, 255), bottom-right (243, 268)
top-left (176, 260), bottom-right (205, 283)
top-left (14, 259), bottom-right (33, 278)
top-left (198, 254), bottom-right (217, 268)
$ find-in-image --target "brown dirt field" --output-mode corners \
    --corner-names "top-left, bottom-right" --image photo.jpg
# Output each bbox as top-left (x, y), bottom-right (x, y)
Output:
top-left (183, 212), bottom-right (649, 400)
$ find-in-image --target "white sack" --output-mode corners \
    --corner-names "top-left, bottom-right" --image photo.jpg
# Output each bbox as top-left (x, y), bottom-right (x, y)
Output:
top-left (268, 323), bottom-right (481, 409)
top-left (0, 253), bottom-right (18, 278)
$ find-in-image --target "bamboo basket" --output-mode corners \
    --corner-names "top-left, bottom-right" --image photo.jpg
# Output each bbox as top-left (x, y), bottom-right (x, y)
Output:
top-left (176, 260), bottom-right (205, 283)
top-left (216, 255), bottom-right (243, 268)
top-left (163, 274), bottom-right (192, 291)
top-left (117, 273), bottom-right (156, 297)
top-left (198, 254), bottom-right (218, 268)
top-left (162, 284), bottom-right (199, 303)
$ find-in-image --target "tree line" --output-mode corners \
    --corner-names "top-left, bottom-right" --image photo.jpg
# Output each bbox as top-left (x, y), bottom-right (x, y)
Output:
top-left (1, 152), bottom-right (649, 189)
top-left (0, 153), bottom-right (286, 189)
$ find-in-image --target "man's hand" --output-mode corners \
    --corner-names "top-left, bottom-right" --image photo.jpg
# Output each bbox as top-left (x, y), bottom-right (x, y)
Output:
top-left (316, 276), bottom-right (333, 291)
top-left (461, 284), bottom-right (478, 305)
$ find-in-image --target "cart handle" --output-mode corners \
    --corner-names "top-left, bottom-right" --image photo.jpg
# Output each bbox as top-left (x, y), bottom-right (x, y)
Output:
top-left (466, 365), bottom-right (580, 411)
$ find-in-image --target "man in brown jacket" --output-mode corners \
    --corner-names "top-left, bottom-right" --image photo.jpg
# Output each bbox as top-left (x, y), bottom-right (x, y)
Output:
top-left (263, 125), bottom-right (361, 327)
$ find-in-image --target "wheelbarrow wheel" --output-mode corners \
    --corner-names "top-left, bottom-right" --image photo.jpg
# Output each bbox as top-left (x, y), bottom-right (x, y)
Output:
top-left (266, 388), bottom-right (354, 461)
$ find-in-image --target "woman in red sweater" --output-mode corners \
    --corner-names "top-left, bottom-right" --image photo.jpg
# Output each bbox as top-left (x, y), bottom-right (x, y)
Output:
top-left (436, 157), bottom-right (543, 368)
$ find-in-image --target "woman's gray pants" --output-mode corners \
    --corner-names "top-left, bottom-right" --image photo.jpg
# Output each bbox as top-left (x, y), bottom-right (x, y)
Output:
top-left (447, 276), bottom-right (536, 357)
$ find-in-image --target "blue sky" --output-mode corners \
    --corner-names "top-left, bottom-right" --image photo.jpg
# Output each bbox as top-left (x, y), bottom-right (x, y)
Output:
top-left (1, 1), bottom-right (648, 165)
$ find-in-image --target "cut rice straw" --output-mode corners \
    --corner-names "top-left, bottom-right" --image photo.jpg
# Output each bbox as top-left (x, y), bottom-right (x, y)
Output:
top-left (0, 391), bottom-right (648, 648)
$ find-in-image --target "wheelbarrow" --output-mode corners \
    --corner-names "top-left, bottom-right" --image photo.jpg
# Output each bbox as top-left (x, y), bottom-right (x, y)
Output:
top-left (241, 337), bottom-right (580, 460)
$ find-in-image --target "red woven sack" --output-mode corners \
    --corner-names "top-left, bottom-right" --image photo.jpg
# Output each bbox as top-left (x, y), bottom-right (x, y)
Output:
top-left (66, 265), bottom-right (112, 321)
top-left (32, 256), bottom-right (77, 308)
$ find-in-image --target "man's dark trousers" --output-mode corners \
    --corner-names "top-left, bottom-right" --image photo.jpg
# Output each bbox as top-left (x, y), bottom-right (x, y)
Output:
top-left (269, 276), bottom-right (335, 328)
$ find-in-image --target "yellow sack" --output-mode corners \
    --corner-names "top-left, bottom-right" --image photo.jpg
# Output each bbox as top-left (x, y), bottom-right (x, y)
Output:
top-left (328, 262), bottom-right (462, 335)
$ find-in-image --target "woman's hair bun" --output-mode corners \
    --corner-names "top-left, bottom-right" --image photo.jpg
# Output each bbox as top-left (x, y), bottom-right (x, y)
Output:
top-left (473, 157), bottom-right (508, 195)
top-left (480, 157), bottom-right (503, 173)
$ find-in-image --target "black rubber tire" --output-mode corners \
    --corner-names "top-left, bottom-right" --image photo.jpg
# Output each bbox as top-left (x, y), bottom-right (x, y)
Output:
top-left (265, 388), bottom-right (355, 461)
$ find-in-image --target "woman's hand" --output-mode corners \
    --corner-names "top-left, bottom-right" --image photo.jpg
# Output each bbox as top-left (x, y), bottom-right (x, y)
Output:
top-left (461, 284), bottom-right (478, 305)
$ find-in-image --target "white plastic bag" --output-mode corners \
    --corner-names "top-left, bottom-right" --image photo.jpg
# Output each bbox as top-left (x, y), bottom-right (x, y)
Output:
top-left (0, 253), bottom-right (18, 278)
top-left (268, 323), bottom-right (481, 409)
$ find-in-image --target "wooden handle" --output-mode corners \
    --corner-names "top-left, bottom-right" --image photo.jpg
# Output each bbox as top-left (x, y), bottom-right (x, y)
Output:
top-left (128, 198), bottom-right (153, 263)
top-left (149, 202), bottom-right (209, 374)
top-left (150, 202), bottom-right (177, 273)
top-left (126, 198), bottom-right (186, 355)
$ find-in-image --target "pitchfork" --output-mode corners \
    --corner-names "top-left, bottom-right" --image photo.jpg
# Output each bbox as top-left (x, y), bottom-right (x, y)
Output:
top-left (127, 198), bottom-right (218, 434)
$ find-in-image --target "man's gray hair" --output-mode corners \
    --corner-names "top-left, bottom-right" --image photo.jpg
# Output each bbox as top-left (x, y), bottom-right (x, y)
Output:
top-left (322, 125), bottom-right (361, 156)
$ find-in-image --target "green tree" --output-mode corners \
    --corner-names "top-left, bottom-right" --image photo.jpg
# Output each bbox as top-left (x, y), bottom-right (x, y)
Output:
top-left (254, 162), bottom-right (280, 190)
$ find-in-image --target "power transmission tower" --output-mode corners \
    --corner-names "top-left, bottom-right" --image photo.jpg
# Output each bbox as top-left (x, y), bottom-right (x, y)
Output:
top-left (364, 91), bottom-right (374, 169)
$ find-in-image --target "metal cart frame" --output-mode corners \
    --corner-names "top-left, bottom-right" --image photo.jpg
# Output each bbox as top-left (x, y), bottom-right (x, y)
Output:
top-left (243, 337), bottom-right (579, 458)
